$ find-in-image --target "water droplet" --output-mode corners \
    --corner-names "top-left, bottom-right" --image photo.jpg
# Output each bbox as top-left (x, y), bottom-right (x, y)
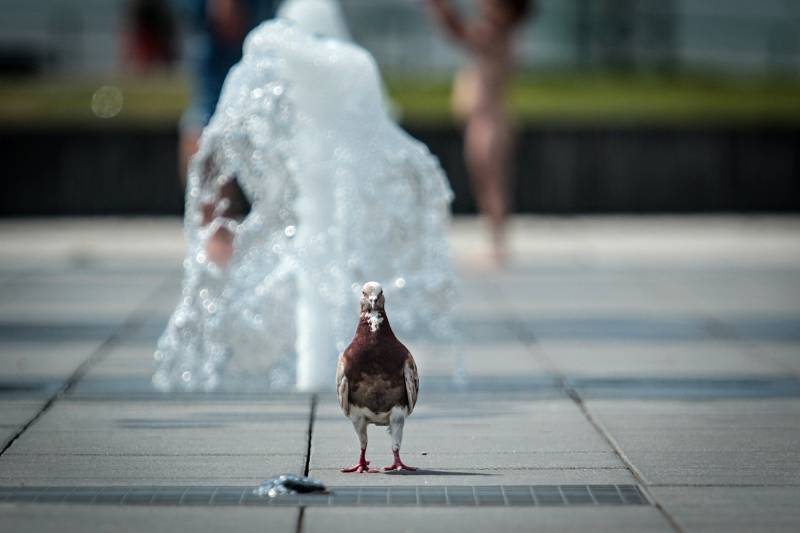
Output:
top-left (153, 350), bottom-right (163, 361)
top-left (181, 371), bottom-right (192, 382)
top-left (284, 225), bottom-right (296, 238)
top-left (394, 277), bottom-right (406, 288)
top-left (91, 85), bottom-right (123, 119)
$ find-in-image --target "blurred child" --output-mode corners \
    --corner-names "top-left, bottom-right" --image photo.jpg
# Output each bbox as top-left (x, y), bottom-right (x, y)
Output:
top-left (427, 0), bottom-right (532, 267)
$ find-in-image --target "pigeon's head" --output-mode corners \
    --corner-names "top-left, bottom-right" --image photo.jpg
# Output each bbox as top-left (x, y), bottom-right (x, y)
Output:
top-left (360, 281), bottom-right (385, 312)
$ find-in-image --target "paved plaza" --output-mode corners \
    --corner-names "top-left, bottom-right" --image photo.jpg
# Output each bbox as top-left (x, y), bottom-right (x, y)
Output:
top-left (1, 216), bottom-right (799, 532)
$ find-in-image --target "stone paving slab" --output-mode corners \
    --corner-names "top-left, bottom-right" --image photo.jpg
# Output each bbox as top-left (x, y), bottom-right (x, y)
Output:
top-left (496, 269), bottom-right (800, 323)
top-left (408, 341), bottom-right (548, 378)
top-left (751, 342), bottom-right (800, 374)
top-left (311, 466), bottom-right (637, 487)
top-left (3, 401), bottom-right (309, 455)
top-left (505, 283), bottom-right (676, 316)
top-left (0, 340), bottom-right (101, 380)
top-left (638, 272), bottom-right (800, 316)
top-left (0, 503), bottom-right (297, 533)
top-left (0, 454), bottom-right (305, 487)
top-left (651, 486), bottom-right (800, 533)
top-left (0, 272), bottom-right (166, 323)
top-left (453, 342), bottom-right (549, 376)
top-left (310, 398), bottom-right (634, 486)
top-left (538, 340), bottom-right (789, 378)
top-left (585, 400), bottom-right (800, 485)
top-left (0, 401), bottom-right (309, 486)
top-left (0, 401), bottom-right (43, 447)
top-left (78, 341), bottom-right (159, 378)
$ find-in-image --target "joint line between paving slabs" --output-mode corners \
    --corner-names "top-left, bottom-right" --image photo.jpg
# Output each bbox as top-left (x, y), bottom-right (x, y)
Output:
top-left (295, 506), bottom-right (306, 533)
top-left (303, 394), bottom-right (318, 477)
top-left (501, 309), bottom-right (687, 533)
top-left (0, 333), bottom-right (121, 457)
top-left (0, 277), bottom-right (171, 457)
top-left (559, 372), bottom-right (687, 532)
top-left (295, 394), bottom-right (317, 533)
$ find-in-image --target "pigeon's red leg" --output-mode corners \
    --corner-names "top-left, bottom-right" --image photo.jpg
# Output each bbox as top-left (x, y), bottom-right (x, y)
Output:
top-left (341, 448), bottom-right (378, 473)
top-left (384, 449), bottom-right (417, 471)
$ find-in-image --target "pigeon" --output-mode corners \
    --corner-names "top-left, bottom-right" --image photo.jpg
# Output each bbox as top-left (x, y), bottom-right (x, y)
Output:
top-left (336, 281), bottom-right (419, 473)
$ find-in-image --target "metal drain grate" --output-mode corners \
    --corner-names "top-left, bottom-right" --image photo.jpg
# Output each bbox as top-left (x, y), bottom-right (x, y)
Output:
top-left (0, 485), bottom-right (648, 507)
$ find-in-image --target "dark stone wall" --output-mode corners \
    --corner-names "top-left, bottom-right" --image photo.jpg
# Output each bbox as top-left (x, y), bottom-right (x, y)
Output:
top-left (409, 125), bottom-right (800, 213)
top-left (1, 124), bottom-right (798, 216)
top-left (1, 127), bottom-right (184, 216)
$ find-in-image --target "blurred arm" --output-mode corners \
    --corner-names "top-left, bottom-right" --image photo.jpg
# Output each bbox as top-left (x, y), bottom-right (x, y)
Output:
top-left (427, 0), bottom-right (500, 52)
top-left (426, 0), bottom-right (472, 46)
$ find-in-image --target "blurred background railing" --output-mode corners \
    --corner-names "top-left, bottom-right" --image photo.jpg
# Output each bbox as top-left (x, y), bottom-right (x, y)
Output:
top-left (0, 0), bottom-right (798, 215)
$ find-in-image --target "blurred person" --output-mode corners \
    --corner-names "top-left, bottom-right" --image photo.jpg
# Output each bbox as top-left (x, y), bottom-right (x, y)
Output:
top-left (427, 0), bottom-right (532, 267)
top-left (124, 0), bottom-right (179, 72)
top-left (181, 0), bottom-right (278, 265)
top-left (181, 0), bottom-right (278, 163)
top-left (154, 0), bottom-right (456, 393)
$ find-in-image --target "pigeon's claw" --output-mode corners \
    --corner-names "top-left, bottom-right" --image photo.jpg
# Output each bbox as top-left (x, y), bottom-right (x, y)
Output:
top-left (383, 450), bottom-right (417, 471)
top-left (341, 464), bottom-right (378, 473)
top-left (383, 463), bottom-right (417, 472)
top-left (341, 458), bottom-right (378, 473)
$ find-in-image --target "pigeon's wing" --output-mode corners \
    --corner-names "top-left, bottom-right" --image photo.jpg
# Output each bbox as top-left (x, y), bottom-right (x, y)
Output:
top-left (403, 354), bottom-right (419, 415)
top-left (336, 357), bottom-right (349, 416)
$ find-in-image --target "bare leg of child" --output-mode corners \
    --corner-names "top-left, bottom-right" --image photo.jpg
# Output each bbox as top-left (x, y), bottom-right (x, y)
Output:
top-left (465, 103), bottom-right (511, 266)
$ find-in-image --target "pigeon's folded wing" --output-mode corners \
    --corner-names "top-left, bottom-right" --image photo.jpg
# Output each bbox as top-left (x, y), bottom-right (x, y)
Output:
top-left (404, 356), bottom-right (419, 415)
top-left (336, 357), bottom-right (349, 416)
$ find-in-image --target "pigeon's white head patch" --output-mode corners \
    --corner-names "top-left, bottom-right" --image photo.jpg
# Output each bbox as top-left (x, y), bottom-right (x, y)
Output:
top-left (362, 281), bottom-right (383, 300)
top-left (360, 281), bottom-right (385, 329)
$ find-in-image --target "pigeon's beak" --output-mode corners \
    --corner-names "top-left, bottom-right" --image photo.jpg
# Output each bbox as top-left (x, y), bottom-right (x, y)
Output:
top-left (368, 296), bottom-right (377, 310)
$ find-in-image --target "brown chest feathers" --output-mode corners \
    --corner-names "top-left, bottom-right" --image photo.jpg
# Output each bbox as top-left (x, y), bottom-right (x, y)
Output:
top-left (342, 312), bottom-right (410, 414)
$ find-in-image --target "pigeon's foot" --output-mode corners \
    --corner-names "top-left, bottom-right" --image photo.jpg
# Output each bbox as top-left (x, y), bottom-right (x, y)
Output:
top-left (341, 449), bottom-right (378, 473)
top-left (341, 462), bottom-right (378, 474)
top-left (383, 463), bottom-right (416, 472)
top-left (383, 449), bottom-right (417, 472)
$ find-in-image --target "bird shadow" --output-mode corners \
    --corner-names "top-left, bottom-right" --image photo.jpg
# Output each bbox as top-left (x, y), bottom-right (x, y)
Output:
top-left (382, 469), bottom-right (495, 477)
